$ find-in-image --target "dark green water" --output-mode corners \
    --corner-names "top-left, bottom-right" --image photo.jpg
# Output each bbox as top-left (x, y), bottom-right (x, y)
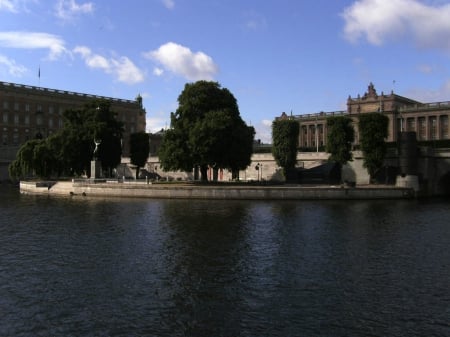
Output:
top-left (1, 185), bottom-right (449, 336)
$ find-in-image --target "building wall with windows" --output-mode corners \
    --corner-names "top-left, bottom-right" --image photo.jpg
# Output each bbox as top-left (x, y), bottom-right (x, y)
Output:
top-left (0, 81), bottom-right (146, 156)
top-left (278, 83), bottom-right (450, 149)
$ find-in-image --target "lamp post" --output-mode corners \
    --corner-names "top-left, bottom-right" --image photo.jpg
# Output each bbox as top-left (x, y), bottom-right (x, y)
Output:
top-left (255, 162), bottom-right (262, 182)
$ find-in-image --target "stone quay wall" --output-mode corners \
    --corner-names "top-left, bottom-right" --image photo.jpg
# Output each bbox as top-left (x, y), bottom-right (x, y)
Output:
top-left (20, 180), bottom-right (415, 200)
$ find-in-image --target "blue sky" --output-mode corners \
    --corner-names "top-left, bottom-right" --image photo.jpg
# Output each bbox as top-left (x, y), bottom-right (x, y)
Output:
top-left (1, 0), bottom-right (450, 143)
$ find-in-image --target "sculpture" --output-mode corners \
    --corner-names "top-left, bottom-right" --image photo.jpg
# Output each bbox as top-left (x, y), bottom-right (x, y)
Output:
top-left (93, 139), bottom-right (101, 160)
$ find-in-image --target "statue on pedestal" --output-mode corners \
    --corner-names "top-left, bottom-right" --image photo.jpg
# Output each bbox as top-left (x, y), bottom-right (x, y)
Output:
top-left (93, 139), bottom-right (101, 161)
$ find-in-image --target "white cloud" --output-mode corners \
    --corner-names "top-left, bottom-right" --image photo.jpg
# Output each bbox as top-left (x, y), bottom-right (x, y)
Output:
top-left (342, 0), bottom-right (450, 51)
top-left (417, 64), bottom-right (434, 74)
top-left (0, 31), bottom-right (67, 60)
top-left (407, 80), bottom-right (450, 102)
top-left (243, 11), bottom-right (267, 31)
top-left (161, 0), bottom-right (174, 10)
top-left (144, 42), bottom-right (218, 81)
top-left (256, 119), bottom-right (272, 144)
top-left (153, 67), bottom-right (164, 76)
top-left (74, 46), bottom-right (145, 84)
top-left (0, 54), bottom-right (27, 76)
top-left (146, 116), bottom-right (169, 133)
top-left (0, 0), bottom-right (16, 12)
top-left (55, 0), bottom-right (94, 21)
top-left (111, 57), bottom-right (145, 84)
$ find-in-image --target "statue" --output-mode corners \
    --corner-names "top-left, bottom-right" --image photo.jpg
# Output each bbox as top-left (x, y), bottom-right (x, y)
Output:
top-left (93, 139), bottom-right (101, 160)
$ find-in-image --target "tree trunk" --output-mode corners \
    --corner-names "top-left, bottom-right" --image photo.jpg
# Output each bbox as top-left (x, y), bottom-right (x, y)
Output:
top-left (200, 164), bottom-right (208, 181)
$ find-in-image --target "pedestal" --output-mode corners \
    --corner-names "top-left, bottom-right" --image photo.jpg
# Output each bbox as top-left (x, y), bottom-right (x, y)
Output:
top-left (91, 160), bottom-right (101, 179)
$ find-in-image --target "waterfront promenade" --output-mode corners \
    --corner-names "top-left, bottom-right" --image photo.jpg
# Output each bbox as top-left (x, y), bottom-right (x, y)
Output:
top-left (20, 180), bottom-right (415, 200)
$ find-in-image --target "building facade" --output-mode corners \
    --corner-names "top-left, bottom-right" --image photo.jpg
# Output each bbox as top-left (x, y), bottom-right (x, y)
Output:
top-left (280, 83), bottom-right (450, 149)
top-left (0, 81), bottom-right (146, 155)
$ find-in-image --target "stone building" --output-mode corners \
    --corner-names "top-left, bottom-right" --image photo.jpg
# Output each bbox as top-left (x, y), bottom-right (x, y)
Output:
top-left (0, 81), bottom-right (146, 156)
top-left (280, 83), bottom-right (450, 149)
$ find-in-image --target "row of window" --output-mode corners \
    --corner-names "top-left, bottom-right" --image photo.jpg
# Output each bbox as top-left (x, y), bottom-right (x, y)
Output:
top-left (399, 115), bottom-right (449, 140)
top-left (1, 128), bottom-right (47, 145)
top-left (2, 101), bottom-right (65, 115)
top-left (1, 113), bottom-right (64, 128)
top-left (3, 101), bottom-right (137, 124)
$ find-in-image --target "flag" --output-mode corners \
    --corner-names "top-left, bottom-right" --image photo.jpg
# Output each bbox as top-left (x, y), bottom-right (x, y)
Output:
top-left (38, 66), bottom-right (40, 79)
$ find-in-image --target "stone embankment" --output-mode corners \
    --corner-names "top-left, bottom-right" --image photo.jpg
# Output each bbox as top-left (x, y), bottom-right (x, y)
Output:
top-left (20, 180), bottom-right (415, 200)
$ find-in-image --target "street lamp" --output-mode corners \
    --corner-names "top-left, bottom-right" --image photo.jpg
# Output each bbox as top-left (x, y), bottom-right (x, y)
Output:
top-left (255, 162), bottom-right (263, 182)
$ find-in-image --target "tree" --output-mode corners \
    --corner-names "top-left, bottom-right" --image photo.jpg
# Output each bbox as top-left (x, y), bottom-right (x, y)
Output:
top-left (9, 138), bottom-right (59, 180)
top-left (9, 99), bottom-right (123, 180)
top-left (130, 132), bottom-right (150, 179)
top-left (61, 100), bottom-right (123, 177)
top-left (358, 113), bottom-right (389, 182)
top-left (158, 81), bottom-right (254, 181)
top-left (326, 116), bottom-right (355, 181)
top-left (271, 118), bottom-right (299, 177)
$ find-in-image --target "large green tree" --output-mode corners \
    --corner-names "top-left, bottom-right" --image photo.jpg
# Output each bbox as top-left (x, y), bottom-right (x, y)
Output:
top-left (358, 112), bottom-right (389, 182)
top-left (130, 132), bottom-right (150, 179)
top-left (271, 118), bottom-right (299, 177)
top-left (61, 100), bottom-right (123, 177)
top-left (9, 99), bottom-right (123, 180)
top-left (326, 116), bottom-right (355, 180)
top-left (158, 81), bottom-right (254, 181)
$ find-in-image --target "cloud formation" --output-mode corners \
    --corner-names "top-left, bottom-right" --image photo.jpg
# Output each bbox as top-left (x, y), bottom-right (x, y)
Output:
top-left (74, 46), bottom-right (144, 84)
top-left (0, 54), bottom-right (27, 76)
top-left (144, 42), bottom-right (218, 81)
top-left (55, 0), bottom-right (94, 21)
top-left (0, 31), bottom-right (67, 60)
top-left (0, 0), bottom-right (16, 12)
top-left (342, 0), bottom-right (450, 51)
top-left (161, 0), bottom-right (174, 10)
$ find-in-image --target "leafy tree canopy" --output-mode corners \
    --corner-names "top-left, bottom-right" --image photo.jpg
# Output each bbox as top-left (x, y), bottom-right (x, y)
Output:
top-left (130, 132), bottom-right (150, 179)
top-left (158, 81), bottom-right (254, 181)
top-left (326, 116), bottom-right (355, 166)
top-left (271, 118), bottom-right (299, 177)
top-left (358, 112), bottom-right (389, 181)
top-left (9, 99), bottom-right (123, 180)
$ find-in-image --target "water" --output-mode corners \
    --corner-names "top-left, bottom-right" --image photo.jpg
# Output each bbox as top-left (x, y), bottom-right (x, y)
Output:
top-left (1, 185), bottom-right (449, 337)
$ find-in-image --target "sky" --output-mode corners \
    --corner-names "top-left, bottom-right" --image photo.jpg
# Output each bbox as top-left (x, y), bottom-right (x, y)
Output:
top-left (2, 0), bottom-right (450, 143)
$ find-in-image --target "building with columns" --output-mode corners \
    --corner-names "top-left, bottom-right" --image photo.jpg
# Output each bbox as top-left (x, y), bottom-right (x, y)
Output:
top-left (279, 83), bottom-right (450, 149)
top-left (0, 81), bottom-right (146, 156)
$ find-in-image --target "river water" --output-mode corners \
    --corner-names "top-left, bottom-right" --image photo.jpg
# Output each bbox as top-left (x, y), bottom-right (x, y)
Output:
top-left (0, 185), bottom-right (449, 337)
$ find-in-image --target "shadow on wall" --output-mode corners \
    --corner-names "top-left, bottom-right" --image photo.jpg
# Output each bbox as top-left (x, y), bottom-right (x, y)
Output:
top-left (437, 170), bottom-right (450, 196)
top-left (293, 162), bottom-right (341, 185)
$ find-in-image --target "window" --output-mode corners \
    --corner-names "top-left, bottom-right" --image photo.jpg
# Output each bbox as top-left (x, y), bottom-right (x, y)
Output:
top-left (48, 118), bottom-right (53, 128)
top-left (2, 113), bottom-right (8, 123)
top-left (49, 106), bottom-right (54, 114)
top-left (13, 132), bottom-right (19, 145)
top-left (37, 104), bottom-right (42, 113)
top-left (430, 116), bottom-right (437, 140)
top-left (24, 115), bottom-right (30, 125)
top-left (25, 104), bottom-right (30, 112)
top-left (14, 114), bottom-right (19, 125)
top-left (407, 118), bottom-right (415, 132)
top-left (36, 115), bottom-right (43, 126)
top-left (441, 115), bottom-right (449, 139)
top-left (3, 101), bottom-right (9, 109)
top-left (14, 102), bottom-right (19, 111)
top-left (418, 117), bottom-right (426, 140)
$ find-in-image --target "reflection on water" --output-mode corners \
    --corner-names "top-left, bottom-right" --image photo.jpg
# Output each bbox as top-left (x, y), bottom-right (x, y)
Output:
top-left (0, 186), bottom-right (449, 336)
